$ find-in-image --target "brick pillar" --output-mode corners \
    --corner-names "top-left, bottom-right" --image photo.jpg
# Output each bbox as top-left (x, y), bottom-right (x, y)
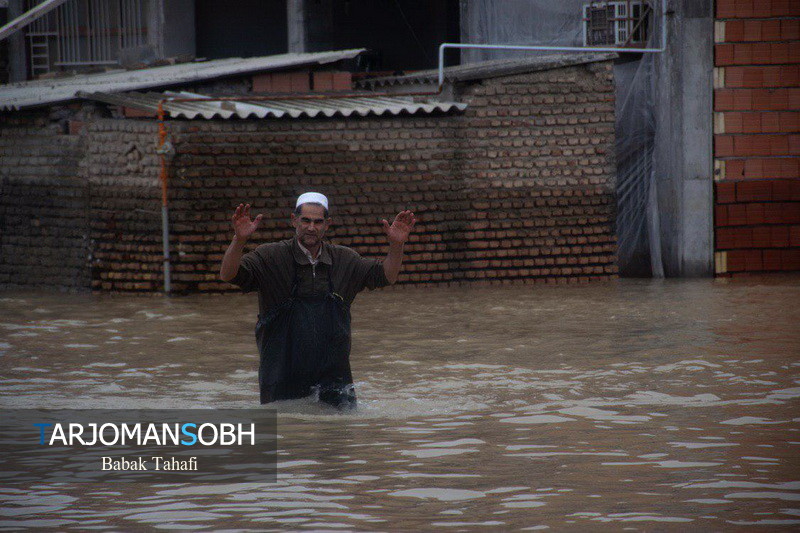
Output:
top-left (714, 0), bottom-right (800, 275)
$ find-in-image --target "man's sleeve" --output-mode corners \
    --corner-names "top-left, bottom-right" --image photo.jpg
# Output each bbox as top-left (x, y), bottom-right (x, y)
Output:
top-left (353, 252), bottom-right (390, 291)
top-left (229, 250), bottom-right (261, 293)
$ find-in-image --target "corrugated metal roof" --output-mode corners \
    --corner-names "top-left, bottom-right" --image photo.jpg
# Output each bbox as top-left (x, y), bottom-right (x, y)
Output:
top-left (356, 53), bottom-right (617, 88)
top-left (0, 49), bottom-right (365, 110)
top-left (78, 90), bottom-right (468, 119)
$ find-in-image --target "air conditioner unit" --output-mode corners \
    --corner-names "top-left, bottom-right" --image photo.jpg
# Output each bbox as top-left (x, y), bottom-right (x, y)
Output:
top-left (583, 1), bottom-right (650, 47)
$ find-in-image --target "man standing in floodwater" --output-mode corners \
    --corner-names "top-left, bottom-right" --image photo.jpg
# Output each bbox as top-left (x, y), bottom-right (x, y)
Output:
top-left (220, 192), bottom-right (416, 409)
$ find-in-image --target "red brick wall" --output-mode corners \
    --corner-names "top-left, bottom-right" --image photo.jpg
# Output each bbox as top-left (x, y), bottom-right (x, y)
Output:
top-left (714, 0), bottom-right (800, 275)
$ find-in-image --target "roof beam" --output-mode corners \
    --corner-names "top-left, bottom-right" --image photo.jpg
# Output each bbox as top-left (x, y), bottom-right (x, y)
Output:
top-left (0, 0), bottom-right (70, 42)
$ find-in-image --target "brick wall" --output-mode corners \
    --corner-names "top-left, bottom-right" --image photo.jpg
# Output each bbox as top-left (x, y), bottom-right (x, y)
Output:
top-left (1, 59), bottom-right (617, 293)
top-left (83, 120), bottom-right (163, 291)
top-left (0, 112), bottom-right (90, 291)
top-left (161, 61), bottom-right (617, 292)
top-left (714, 0), bottom-right (800, 275)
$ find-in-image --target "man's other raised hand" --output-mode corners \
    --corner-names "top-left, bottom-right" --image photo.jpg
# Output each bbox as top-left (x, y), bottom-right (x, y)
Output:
top-left (232, 203), bottom-right (262, 241)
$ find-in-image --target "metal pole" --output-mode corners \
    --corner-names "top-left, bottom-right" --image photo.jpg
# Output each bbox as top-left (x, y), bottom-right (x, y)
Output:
top-left (161, 204), bottom-right (171, 293)
top-left (157, 100), bottom-right (171, 294)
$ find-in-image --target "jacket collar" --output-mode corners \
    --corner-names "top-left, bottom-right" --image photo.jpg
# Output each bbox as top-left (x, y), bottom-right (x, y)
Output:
top-left (291, 236), bottom-right (332, 265)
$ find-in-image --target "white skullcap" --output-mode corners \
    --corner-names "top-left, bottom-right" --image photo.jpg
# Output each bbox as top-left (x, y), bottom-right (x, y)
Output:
top-left (295, 192), bottom-right (329, 211)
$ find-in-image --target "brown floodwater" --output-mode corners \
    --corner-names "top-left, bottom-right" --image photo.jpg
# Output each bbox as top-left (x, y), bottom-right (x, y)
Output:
top-left (1, 278), bottom-right (799, 530)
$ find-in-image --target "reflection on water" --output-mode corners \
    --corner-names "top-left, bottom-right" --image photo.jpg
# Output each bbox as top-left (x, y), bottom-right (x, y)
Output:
top-left (1, 278), bottom-right (799, 529)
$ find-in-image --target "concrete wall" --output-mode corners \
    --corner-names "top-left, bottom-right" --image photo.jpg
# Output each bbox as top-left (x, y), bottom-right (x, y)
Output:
top-left (713, 0), bottom-right (800, 275)
top-left (163, 0), bottom-right (196, 58)
top-left (1, 60), bottom-right (617, 293)
top-left (653, 0), bottom-right (715, 277)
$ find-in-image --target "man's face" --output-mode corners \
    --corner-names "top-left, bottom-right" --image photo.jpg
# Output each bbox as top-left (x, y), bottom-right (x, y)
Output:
top-left (291, 203), bottom-right (331, 249)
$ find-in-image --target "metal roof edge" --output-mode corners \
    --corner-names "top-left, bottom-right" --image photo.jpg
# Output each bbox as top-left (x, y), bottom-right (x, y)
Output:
top-left (356, 52), bottom-right (619, 89)
top-left (0, 49), bottom-right (366, 111)
top-left (77, 90), bottom-right (468, 120)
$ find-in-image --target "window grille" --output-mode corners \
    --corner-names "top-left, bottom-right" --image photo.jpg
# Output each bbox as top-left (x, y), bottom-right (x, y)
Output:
top-left (582, 1), bottom-right (650, 47)
top-left (25, 0), bottom-right (147, 75)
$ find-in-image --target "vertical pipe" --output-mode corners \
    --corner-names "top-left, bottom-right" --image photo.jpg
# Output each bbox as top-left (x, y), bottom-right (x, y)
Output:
top-left (119, 0), bottom-right (123, 57)
top-left (99, 0), bottom-right (104, 60)
top-left (102, 0), bottom-right (107, 60)
top-left (161, 204), bottom-right (171, 293)
top-left (99, 0), bottom-right (103, 60)
top-left (90, 0), bottom-right (96, 62)
top-left (68, 0), bottom-right (73, 63)
top-left (98, 0), bottom-right (103, 61)
top-left (66, 0), bottom-right (70, 62)
top-left (104, 0), bottom-right (110, 61)
top-left (119, 0), bottom-right (124, 50)
top-left (132, 0), bottom-right (137, 46)
top-left (65, 0), bottom-right (70, 63)
top-left (136, 0), bottom-right (142, 46)
top-left (72, 0), bottom-right (78, 63)
top-left (102, 0), bottom-right (107, 61)
top-left (127, 0), bottom-right (133, 48)
top-left (67, 1), bottom-right (73, 63)
top-left (121, 0), bottom-right (127, 51)
top-left (126, 0), bottom-right (131, 49)
top-left (64, 1), bottom-right (69, 63)
top-left (86, 0), bottom-right (98, 61)
top-left (56, 3), bottom-right (62, 64)
top-left (132, 0), bottom-right (136, 47)
top-left (140, 0), bottom-right (144, 45)
top-left (90, 0), bottom-right (95, 61)
top-left (157, 100), bottom-right (171, 294)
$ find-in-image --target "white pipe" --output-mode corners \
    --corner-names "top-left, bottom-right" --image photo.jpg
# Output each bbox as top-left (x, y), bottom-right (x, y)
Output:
top-left (437, 0), bottom-right (667, 88)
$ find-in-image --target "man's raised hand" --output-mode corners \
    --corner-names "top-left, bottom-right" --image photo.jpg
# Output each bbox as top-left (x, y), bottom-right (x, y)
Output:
top-left (232, 203), bottom-right (262, 242)
top-left (382, 210), bottom-right (417, 246)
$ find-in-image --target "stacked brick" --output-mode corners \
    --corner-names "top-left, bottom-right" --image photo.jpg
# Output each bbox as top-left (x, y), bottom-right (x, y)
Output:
top-left (82, 120), bottom-right (163, 291)
top-left (161, 61), bottom-right (616, 293)
top-left (714, 0), bottom-right (800, 275)
top-left (1, 59), bottom-right (617, 293)
top-left (0, 112), bottom-right (90, 291)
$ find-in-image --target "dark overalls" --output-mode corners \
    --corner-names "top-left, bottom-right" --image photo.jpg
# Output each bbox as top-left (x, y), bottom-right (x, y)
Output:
top-left (254, 263), bottom-right (356, 409)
